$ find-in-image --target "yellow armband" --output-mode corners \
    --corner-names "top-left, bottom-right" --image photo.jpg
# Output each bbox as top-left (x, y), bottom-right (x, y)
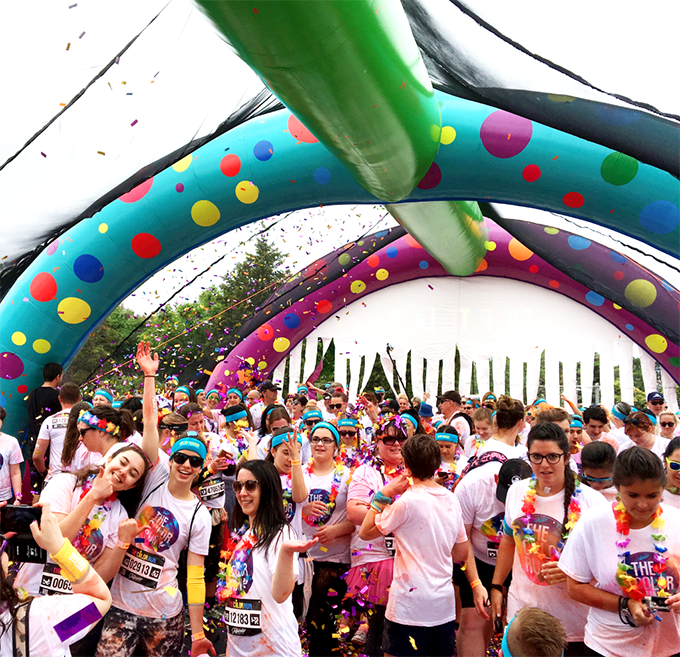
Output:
top-left (186, 564), bottom-right (205, 606)
top-left (50, 538), bottom-right (90, 584)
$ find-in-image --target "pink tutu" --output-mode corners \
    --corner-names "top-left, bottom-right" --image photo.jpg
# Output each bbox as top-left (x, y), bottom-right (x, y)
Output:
top-left (344, 558), bottom-right (394, 607)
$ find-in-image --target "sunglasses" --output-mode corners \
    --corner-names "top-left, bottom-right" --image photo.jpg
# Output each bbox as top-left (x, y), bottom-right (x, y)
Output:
top-left (528, 452), bottom-right (565, 465)
top-left (380, 436), bottom-right (409, 446)
top-left (339, 430), bottom-right (357, 438)
top-left (581, 474), bottom-right (613, 484)
top-left (162, 423), bottom-right (189, 433)
top-left (292, 401), bottom-right (302, 406)
top-left (666, 458), bottom-right (680, 472)
top-left (171, 452), bottom-right (204, 468)
top-left (310, 436), bottom-right (335, 445)
top-left (650, 400), bottom-right (664, 406)
top-left (660, 422), bottom-right (676, 428)
top-left (329, 404), bottom-right (344, 410)
top-left (232, 480), bottom-right (259, 493)
top-left (305, 419), bottom-right (321, 427)
top-left (79, 427), bottom-right (93, 438)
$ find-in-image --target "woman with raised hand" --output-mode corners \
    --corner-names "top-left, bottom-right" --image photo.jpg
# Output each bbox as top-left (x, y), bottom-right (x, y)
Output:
top-left (95, 342), bottom-right (214, 657)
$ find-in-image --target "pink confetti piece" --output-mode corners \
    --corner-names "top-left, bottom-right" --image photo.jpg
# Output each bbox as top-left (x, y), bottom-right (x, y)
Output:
top-left (79, 31), bottom-right (85, 39)
top-left (131, 119), bottom-right (138, 127)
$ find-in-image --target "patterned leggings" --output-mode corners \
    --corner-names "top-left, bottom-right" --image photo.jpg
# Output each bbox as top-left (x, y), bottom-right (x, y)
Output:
top-left (95, 606), bottom-right (185, 657)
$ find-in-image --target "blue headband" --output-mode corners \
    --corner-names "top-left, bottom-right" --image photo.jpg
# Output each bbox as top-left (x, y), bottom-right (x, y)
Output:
top-left (310, 421), bottom-right (340, 444)
top-left (223, 409), bottom-right (247, 423)
top-left (401, 414), bottom-right (417, 428)
top-left (196, 388), bottom-right (205, 396)
top-left (297, 385), bottom-right (309, 394)
top-left (206, 389), bottom-right (221, 400)
top-left (165, 375), bottom-right (179, 384)
top-left (435, 431), bottom-right (459, 443)
top-left (337, 417), bottom-right (358, 428)
top-left (485, 394), bottom-right (496, 401)
top-left (93, 389), bottom-right (113, 404)
top-left (171, 433), bottom-right (207, 460)
top-left (534, 398), bottom-right (547, 405)
top-left (227, 388), bottom-right (244, 400)
top-left (175, 386), bottom-right (191, 397)
top-left (570, 417), bottom-right (583, 428)
top-left (271, 429), bottom-right (302, 449)
top-left (303, 409), bottom-right (323, 421)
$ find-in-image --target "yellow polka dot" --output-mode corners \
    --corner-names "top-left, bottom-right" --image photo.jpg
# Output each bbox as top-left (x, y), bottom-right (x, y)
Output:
top-left (544, 227), bottom-right (559, 235)
top-left (273, 337), bottom-right (290, 353)
top-left (430, 124), bottom-right (441, 142)
top-left (613, 303), bottom-right (622, 310)
top-left (508, 238), bottom-right (533, 261)
top-left (191, 200), bottom-right (221, 227)
top-left (257, 361), bottom-right (267, 370)
top-left (98, 223), bottom-right (108, 234)
top-left (245, 357), bottom-right (255, 366)
top-left (11, 332), bottom-right (26, 346)
top-left (624, 279), bottom-right (657, 308)
top-left (376, 269), bottom-right (389, 281)
top-left (645, 334), bottom-right (667, 354)
top-left (33, 339), bottom-right (51, 354)
top-left (172, 155), bottom-right (193, 172)
top-left (57, 297), bottom-right (91, 324)
top-left (547, 94), bottom-right (576, 103)
top-left (440, 126), bottom-right (456, 145)
top-left (235, 181), bottom-right (259, 204)
top-left (484, 241), bottom-right (497, 251)
top-left (350, 280), bottom-right (366, 294)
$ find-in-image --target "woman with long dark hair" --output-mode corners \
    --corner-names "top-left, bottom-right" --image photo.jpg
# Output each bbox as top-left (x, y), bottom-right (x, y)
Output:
top-left (60, 401), bottom-right (97, 474)
top-left (217, 459), bottom-right (316, 656)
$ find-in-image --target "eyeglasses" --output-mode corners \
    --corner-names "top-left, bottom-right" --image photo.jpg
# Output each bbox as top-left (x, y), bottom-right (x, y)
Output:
top-left (528, 452), bottom-right (565, 464)
top-left (305, 419), bottom-right (321, 427)
top-left (310, 436), bottom-right (335, 445)
top-left (660, 422), bottom-right (676, 428)
top-left (171, 452), bottom-right (204, 468)
top-left (380, 436), bottom-right (408, 446)
top-left (232, 480), bottom-right (259, 493)
top-left (649, 400), bottom-right (664, 406)
top-left (339, 431), bottom-right (357, 438)
top-left (329, 404), bottom-right (344, 410)
top-left (666, 458), bottom-right (680, 472)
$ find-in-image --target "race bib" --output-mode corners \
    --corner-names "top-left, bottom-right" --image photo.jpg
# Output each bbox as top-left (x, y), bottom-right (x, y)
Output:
top-left (39, 562), bottom-right (73, 596)
top-left (226, 598), bottom-right (262, 636)
top-left (199, 479), bottom-right (225, 501)
top-left (119, 546), bottom-right (165, 589)
top-left (486, 541), bottom-right (498, 561)
top-left (384, 535), bottom-right (396, 558)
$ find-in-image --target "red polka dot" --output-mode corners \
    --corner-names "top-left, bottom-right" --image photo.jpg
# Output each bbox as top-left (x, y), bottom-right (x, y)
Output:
top-left (316, 300), bottom-right (332, 313)
top-left (529, 265), bottom-right (539, 274)
top-left (119, 178), bottom-right (154, 203)
top-left (563, 192), bottom-right (585, 208)
top-left (256, 324), bottom-right (274, 341)
top-left (220, 154), bottom-right (241, 177)
top-left (288, 115), bottom-right (318, 143)
top-left (131, 233), bottom-right (161, 259)
top-left (522, 164), bottom-right (541, 182)
top-left (367, 254), bottom-right (380, 268)
top-left (613, 270), bottom-right (625, 281)
top-left (417, 162), bottom-right (442, 190)
top-left (17, 385), bottom-right (28, 394)
top-left (549, 280), bottom-right (560, 288)
top-left (30, 272), bottom-right (57, 302)
top-left (404, 234), bottom-right (423, 249)
top-left (474, 259), bottom-right (488, 273)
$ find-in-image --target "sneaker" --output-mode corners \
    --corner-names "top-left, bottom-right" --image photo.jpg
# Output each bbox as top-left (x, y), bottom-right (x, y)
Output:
top-left (352, 627), bottom-right (368, 646)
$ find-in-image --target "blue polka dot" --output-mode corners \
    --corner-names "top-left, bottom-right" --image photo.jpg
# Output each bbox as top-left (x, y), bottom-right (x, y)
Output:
top-left (253, 140), bottom-right (273, 161)
top-left (375, 230), bottom-right (389, 238)
top-left (283, 313), bottom-right (301, 329)
top-left (313, 167), bottom-right (331, 185)
top-left (419, 260), bottom-right (429, 269)
top-left (568, 236), bottom-right (591, 250)
top-left (639, 200), bottom-right (679, 235)
top-left (625, 324), bottom-right (635, 331)
top-left (585, 291), bottom-right (605, 306)
top-left (73, 254), bottom-right (104, 283)
top-left (595, 106), bottom-right (639, 126)
top-left (610, 251), bottom-right (626, 264)
top-left (386, 247), bottom-right (398, 259)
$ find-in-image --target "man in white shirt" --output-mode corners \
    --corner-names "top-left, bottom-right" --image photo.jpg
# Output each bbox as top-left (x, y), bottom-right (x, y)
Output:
top-left (437, 390), bottom-right (472, 453)
top-left (250, 380), bottom-right (280, 429)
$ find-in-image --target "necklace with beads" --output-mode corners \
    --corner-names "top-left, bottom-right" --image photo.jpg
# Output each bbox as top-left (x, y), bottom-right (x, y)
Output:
top-left (613, 501), bottom-right (668, 601)
top-left (73, 473), bottom-right (117, 557)
top-left (302, 458), bottom-right (345, 527)
top-left (216, 523), bottom-right (257, 602)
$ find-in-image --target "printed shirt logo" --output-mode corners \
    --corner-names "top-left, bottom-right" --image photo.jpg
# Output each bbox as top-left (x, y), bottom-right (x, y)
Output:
top-left (620, 552), bottom-right (679, 604)
top-left (283, 489), bottom-right (296, 523)
top-left (137, 505), bottom-right (180, 552)
top-left (307, 488), bottom-right (334, 525)
top-left (512, 514), bottom-right (564, 586)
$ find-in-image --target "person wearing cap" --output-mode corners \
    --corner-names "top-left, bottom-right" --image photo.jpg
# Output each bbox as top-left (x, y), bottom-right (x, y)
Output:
top-left (454, 457), bottom-right (532, 657)
top-left (250, 380), bottom-right (281, 430)
top-left (437, 390), bottom-right (472, 454)
top-left (418, 402), bottom-right (435, 434)
top-left (96, 342), bottom-right (214, 657)
top-left (646, 391), bottom-right (666, 417)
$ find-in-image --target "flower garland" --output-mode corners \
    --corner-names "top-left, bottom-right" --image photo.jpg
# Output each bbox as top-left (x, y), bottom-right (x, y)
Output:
top-left (520, 475), bottom-right (582, 560)
top-left (78, 409), bottom-right (120, 436)
top-left (73, 473), bottom-right (118, 557)
top-left (216, 524), bottom-right (257, 603)
top-left (302, 458), bottom-right (345, 527)
top-left (614, 501), bottom-right (668, 601)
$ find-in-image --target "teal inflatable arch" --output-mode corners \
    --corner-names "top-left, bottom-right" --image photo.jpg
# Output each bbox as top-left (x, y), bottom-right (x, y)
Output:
top-left (0, 92), bottom-right (678, 436)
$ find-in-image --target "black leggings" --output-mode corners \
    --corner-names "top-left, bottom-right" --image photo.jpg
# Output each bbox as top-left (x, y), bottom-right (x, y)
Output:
top-left (306, 561), bottom-right (349, 656)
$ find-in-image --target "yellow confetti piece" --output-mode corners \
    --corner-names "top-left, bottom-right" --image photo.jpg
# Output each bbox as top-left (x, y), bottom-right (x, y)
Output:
top-left (164, 586), bottom-right (178, 597)
top-left (409, 636), bottom-right (417, 649)
top-left (320, 546), bottom-right (328, 552)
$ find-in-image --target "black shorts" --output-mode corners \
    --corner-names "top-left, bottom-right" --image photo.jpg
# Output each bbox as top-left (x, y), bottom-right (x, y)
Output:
top-left (453, 557), bottom-right (511, 608)
top-left (383, 618), bottom-right (456, 657)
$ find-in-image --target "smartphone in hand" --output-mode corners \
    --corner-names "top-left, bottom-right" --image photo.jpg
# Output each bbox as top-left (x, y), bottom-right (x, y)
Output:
top-left (1, 505), bottom-right (46, 563)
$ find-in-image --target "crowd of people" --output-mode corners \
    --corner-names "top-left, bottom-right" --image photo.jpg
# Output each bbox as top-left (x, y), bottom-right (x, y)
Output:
top-left (0, 350), bottom-right (678, 657)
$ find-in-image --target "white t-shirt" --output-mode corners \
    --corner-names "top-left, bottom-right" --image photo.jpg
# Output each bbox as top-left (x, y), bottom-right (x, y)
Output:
top-left (443, 413), bottom-right (472, 454)
top-left (476, 437), bottom-right (527, 460)
top-left (68, 444), bottom-right (101, 474)
top-left (279, 472), bottom-right (307, 540)
top-left (375, 484), bottom-right (467, 626)
top-left (301, 465), bottom-right (351, 563)
top-left (14, 473), bottom-right (127, 597)
top-left (503, 477), bottom-right (608, 641)
top-left (197, 431), bottom-right (237, 510)
top-left (618, 435), bottom-right (670, 462)
top-left (110, 463), bottom-right (211, 619)
top-left (0, 432), bottom-right (23, 500)
top-left (0, 594), bottom-right (104, 657)
top-left (226, 526), bottom-right (301, 657)
top-left (37, 410), bottom-right (70, 482)
top-left (560, 502), bottom-right (680, 657)
top-left (456, 460), bottom-right (506, 565)
top-left (663, 489), bottom-right (680, 509)
top-left (249, 402), bottom-right (264, 430)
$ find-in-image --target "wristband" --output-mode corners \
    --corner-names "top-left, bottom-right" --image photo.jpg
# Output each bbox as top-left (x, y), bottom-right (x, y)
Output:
top-left (490, 583), bottom-right (504, 593)
top-left (191, 631), bottom-right (206, 641)
top-left (50, 538), bottom-right (91, 584)
top-left (373, 490), bottom-right (394, 506)
top-left (469, 579), bottom-right (482, 589)
top-left (290, 459), bottom-right (301, 466)
top-left (618, 596), bottom-right (637, 627)
top-left (144, 375), bottom-right (156, 378)
top-left (116, 540), bottom-right (130, 550)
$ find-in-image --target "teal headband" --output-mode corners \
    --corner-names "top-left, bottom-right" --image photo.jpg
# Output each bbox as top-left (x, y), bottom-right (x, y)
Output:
top-left (337, 417), bottom-right (358, 428)
top-left (93, 389), bottom-right (113, 404)
top-left (485, 394), bottom-right (496, 401)
top-left (400, 414), bottom-right (417, 429)
top-left (223, 409), bottom-right (247, 423)
top-left (271, 429), bottom-right (302, 449)
top-left (196, 388), bottom-right (205, 396)
top-left (570, 417), bottom-right (583, 428)
top-left (297, 385), bottom-right (309, 394)
top-left (171, 433), bottom-right (207, 460)
top-left (303, 409), bottom-right (323, 421)
top-left (206, 389), bottom-right (221, 400)
top-left (310, 421), bottom-right (340, 444)
top-left (435, 431), bottom-right (459, 443)
top-left (534, 398), bottom-right (547, 405)
top-left (175, 386), bottom-right (191, 397)
top-left (227, 388), bottom-right (244, 400)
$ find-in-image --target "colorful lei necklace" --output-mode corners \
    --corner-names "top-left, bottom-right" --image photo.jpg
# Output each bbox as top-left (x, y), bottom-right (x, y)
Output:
top-left (614, 501), bottom-right (668, 601)
top-left (216, 524), bottom-right (257, 603)
top-left (73, 473), bottom-right (118, 557)
top-left (303, 459), bottom-right (345, 527)
top-left (520, 475), bottom-right (583, 558)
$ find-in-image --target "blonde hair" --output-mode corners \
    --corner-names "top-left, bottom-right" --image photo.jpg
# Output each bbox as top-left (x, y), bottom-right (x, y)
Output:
top-left (507, 606), bottom-right (567, 657)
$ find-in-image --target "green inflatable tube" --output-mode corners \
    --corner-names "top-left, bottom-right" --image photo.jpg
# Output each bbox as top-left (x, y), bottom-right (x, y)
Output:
top-left (386, 201), bottom-right (489, 276)
top-left (195, 0), bottom-right (441, 202)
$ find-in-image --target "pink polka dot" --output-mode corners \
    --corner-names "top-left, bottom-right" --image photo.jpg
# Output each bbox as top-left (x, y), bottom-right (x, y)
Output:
top-left (0, 352), bottom-right (24, 380)
top-left (480, 111), bottom-right (532, 158)
top-left (417, 162), bottom-right (442, 190)
top-left (131, 233), bottom-right (161, 259)
top-left (549, 280), bottom-right (560, 289)
top-left (613, 271), bottom-right (625, 281)
top-left (522, 164), bottom-right (541, 182)
top-left (563, 192), bottom-right (585, 208)
top-left (529, 265), bottom-right (539, 274)
top-left (17, 385), bottom-right (28, 394)
top-left (46, 239), bottom-right (59, 256)
top-left (119, 178), bottom-right (154, 203)
top-left (367, 254), bottom-right (380, 268)
top-left (256, 324), bottom-right (274, 341)
top-left (175, 183), bottom-right (184, 193)
top-left (316, 300), bottom-right (332, 313)
top-left (220, 154), bottom-right (241, 177)
top-left (288, 115), bottom-right (318, 143)
top-left (404, 234), bottom-right (423, 249)
top-left (30, 272), bottom-right (57, 302)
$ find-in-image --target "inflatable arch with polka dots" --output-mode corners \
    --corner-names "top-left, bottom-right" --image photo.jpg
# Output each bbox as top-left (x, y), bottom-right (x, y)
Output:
top-left (0, 92), bottom-right (678, 435)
